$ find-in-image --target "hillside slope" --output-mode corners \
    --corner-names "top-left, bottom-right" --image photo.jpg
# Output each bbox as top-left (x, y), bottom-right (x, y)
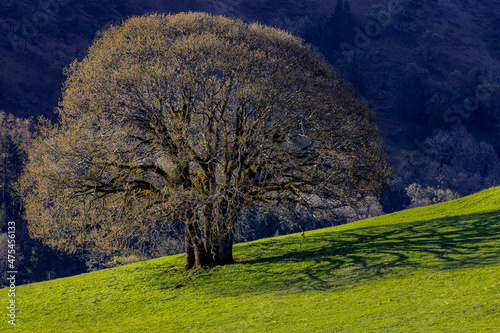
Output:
top-left (2, 187), bottom-right (499, 332)
top-left (1, 0), bottom-right (499, 120)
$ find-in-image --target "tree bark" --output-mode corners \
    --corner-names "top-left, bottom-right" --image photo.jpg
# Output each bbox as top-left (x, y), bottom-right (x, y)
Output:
top-left (215, 232), bottom-right (234, 265)
top-left (184, 223), bottom-right (217, 269)
top-left (184, 223), bottom-right (235, 269)
top-left (184, 232), bottom-right (196, 270)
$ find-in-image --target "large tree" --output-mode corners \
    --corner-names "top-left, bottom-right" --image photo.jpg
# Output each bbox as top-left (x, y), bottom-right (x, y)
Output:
top-left (19, 13), bottom-right (390, 269)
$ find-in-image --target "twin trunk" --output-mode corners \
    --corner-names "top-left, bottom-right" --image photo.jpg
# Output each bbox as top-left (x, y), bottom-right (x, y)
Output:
top-left (184, 225), bottom-right (234, 269)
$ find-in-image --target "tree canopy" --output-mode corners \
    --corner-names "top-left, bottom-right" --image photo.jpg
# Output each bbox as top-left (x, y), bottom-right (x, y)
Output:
top-left (19, 12), bottom-right (390, 269)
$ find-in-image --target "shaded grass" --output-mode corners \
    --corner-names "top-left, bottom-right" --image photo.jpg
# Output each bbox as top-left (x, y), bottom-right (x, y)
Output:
top-left (2, 187), bottom-right (500, 332)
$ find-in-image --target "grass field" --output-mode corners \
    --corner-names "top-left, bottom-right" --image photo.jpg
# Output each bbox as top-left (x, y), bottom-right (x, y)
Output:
top-left (2, 187), bottom-right (500, 332)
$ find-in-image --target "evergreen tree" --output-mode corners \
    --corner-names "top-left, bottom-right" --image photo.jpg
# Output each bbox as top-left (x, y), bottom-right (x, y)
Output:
top-left (0, 133), bottom-right (24, 230)
top-left (302, 0), bottom-right (358, 59)
top-left (328, 0), bottom-right (357, 49)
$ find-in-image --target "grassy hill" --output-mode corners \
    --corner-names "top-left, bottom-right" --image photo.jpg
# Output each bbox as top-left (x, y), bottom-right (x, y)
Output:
top-left (2, 187), bottom-right (500, 332)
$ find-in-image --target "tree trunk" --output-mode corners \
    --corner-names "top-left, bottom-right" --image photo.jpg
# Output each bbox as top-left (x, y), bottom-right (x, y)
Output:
top-left (183, 200), bottom-right (237, 269)
top-left (184, 233), bottom-right (196, 270)
top-left (184, 223), bottom-right (216, 270)
top-left (215, 232), bottom-right (234, 265)
top-left (184, 224), bottom-right (234, 269)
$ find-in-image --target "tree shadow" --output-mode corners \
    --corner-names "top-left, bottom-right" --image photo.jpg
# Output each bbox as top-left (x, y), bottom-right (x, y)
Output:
top-left (218, 210), bottom-right (500, 296)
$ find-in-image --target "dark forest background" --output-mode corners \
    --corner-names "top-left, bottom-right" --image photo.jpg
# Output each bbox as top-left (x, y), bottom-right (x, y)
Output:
top-left (1, 0), bottom-right (499, 285)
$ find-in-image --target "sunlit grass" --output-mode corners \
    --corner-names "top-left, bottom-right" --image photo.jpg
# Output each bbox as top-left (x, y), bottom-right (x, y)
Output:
top-left (2, 187), bottom-right (500, 332)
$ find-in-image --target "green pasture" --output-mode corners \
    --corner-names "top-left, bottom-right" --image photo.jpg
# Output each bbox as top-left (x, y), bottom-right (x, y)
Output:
top-left (2, 187), bottom-right (499, 332)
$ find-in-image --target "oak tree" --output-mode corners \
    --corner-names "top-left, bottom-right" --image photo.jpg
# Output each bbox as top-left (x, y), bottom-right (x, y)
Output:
top-left (19, 13), bottom-right (390, 269)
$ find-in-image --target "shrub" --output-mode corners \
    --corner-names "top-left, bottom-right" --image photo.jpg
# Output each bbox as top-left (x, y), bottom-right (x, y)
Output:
top-left (405, 183), bottom-right (459, 208)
